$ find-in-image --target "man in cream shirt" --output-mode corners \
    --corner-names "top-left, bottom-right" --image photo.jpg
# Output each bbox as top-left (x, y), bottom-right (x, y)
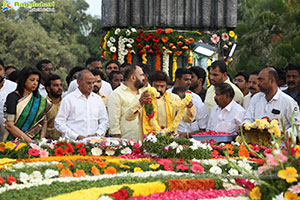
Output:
top-left (204, 60), bottom-right (243, 112)
top-left (107, 64), bottom-right (145, 141)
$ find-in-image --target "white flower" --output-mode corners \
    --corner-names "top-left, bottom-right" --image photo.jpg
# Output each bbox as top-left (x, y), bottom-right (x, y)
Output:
top-left (176, 145), bottom-right (183, 154)
top-left (98, 196), bottom-right (114, 200)
top-left (107, 41), bottom-right (113, 48)
top-left (209, 166), bottom-right (222, 175)
top-left (120, 49), bottom-right (128, 56)
top-left (110, 46), bottom-right (116, 53)
top-left (169, 141), bottom-right (178, 149)
top-left (105, 149), bottom-right (115, 156)
top-left (121, 147), bottom-right (132, 155)
top-left (126, 43), bottom-right (132, 48)
top-left (131, 50), bottom-right (135, 54)
top-left (128, 38), bottom-right (134, 44)
top-left (44, 169), bottom-right (59, 179)
top-left (129, 140), bottom-right (134, 146)
top-left (19, 172), bottom-right (30, 184)
top-left (125, 30), bottom-right (131, 36)
top-left (228, 168), bottom-right (239, 176)
top-left (29, 171), bottom-right (43, 183)
top-left (272, 192), bottom-right (284, 200)
top-left (218, 159), bottom-right (228, 165)
top-left (114, 28), bottom-right (121, 35)
top-left (122, 38), bottom-right (128, 43)
top-left (14, 162), bottom-right (25, 169)
top-left (109, 37), bottom-right (116, 43)
top-left (131, 28), bottom-right (137, 32)
top-left (119, 44), bottom-right (126, 50)
top-left (145, 134), bottom-right (157, 143)
top-left (91, 147), bottom-right (102, 156)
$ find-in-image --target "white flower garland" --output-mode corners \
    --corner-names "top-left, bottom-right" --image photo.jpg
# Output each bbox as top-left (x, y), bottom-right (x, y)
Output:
top-left (162, 49), bottom-right (169, 76)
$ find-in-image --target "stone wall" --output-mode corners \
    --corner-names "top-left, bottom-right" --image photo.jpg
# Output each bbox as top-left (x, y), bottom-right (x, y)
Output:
top-left (102, 0), bottom-right (237, 30)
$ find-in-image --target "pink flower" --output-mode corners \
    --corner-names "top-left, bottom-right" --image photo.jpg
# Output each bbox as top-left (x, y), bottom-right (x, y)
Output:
top-left (258, 165), bottom-right (269, 175)
top-left (223, 45), bottom-right (229, 49)
top-left (222, 33), bottom-right (229, 41)
top-left (263, 148), bottom-right (272, 156)
top-left (157, 159), bottom-right (172, 165)
top-left (164, 164), bottom-right (174, 171)
top-left (266, 153), bottom-right (287, 166)
top-left (30, 143), bottom-right (40, 150)
top-left (211, 34), bottom-right (220, 44)
top-left (28, 148), bottom-right (39, 156)
top-left (176, 164), bottom-right (189, 171)
top-left (46, 143), bottom-right (55, 149)
top-left (39, 149), bottom-right (49, 157)
top-left (191, 164), bottom-right (204, 173)
top-left (288, 182), bottom-right (300, 194)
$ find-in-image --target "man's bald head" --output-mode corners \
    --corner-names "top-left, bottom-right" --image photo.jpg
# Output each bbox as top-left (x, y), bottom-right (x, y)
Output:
top-left (77, 70), bottom-right (95, 97)
top-left (260, 67), bottom-right (279, 85)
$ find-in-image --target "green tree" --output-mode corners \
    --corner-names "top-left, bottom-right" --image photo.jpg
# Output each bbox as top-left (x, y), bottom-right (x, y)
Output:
top-left (232, 0), bottom-right (300, 73)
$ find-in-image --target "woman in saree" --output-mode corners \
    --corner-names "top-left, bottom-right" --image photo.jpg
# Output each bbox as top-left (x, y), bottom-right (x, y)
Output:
top-left (3, 67), bottom-right (52, 142)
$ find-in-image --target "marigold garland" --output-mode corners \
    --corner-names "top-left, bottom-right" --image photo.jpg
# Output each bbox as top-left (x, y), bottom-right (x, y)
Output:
top-left (127, 49), bottom-right (132, 64)
top-left (155, 53), bottom-right (161, 71)
top-left (172, 56), bottom-right (178, 81)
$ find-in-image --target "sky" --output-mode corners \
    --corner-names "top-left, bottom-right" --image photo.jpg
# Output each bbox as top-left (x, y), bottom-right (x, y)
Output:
top-left (4, 0), bottom-right (102, 18)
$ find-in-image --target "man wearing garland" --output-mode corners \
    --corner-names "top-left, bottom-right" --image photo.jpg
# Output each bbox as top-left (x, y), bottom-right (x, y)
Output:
top-left (125, 71), bottom-right (195, 136)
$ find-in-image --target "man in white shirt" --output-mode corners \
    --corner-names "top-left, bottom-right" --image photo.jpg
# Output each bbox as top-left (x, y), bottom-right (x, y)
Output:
top-left (243, 68), bottom-right (300, 131)
top-left (36, 59), bottom-right (54, 97)
top-left (55, 70), bottom-right (109, 141)
top-left (207, 83), bottom-right (245, 133)
top-left (107, 64), bottom-right (145, 141)
top-left (167, 68), bottom-right (208, 137)
top-left (0, 59), bottom-right (17, 140)
top-left (204, 60), bottom-right (244, 111)
top-left (243, 70), bottom-right (260, 109)
top-left (234, 71), bottom-right (249, 96)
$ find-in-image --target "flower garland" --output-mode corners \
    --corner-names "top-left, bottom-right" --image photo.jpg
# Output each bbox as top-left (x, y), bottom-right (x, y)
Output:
top-left (143, 87), bottom-right (192, 135)
top-left (162, 49), bottom-right (169, 76)
top-left (172, 56), bottom-right (178, 81)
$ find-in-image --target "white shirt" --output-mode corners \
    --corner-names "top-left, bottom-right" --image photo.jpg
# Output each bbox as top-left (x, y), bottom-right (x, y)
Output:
top-left (243, 89), bottom-right (300, 130)
top-left (66, 79), bottom-right (112, 97)
top-left (167, 88), bottom-right (209, 132)
top-left (38, 84), bottom-right (47, 97)
top-left (0, 80), bottom-right (17, 138)
top-left (54, 88), bottom-right (109, 140)
top-left (207, 100), bottom-right (245, 133)
top-left (243, 92), bottom-right (251, 110)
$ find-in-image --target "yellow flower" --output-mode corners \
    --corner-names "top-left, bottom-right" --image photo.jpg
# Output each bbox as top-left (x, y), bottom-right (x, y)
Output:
top-left (0, 142), bottom-right (5, 146)
top-left (134, 167), bottom-right (143, 173)
top-left (234, 35), bottom-right (238, 40)
top-left (228, 42), bottom-right (232, 46)
top-left (249, 186), bottom-right (261, 200)
top-left (5, 142), bottom-right (16, 150)
top-left (120, 164), bottom-right (130, 169)
top-left (15, 143), bottom-right (27, 151)
top-left (295, 145), bottom-right (300, 157)
top-left (278, 167), bottom-right (299, 183)
top-left (229, 31), bottom-right (235, 37)
top-left (284, 191), bottom-right (300, 200)
top-left (149, 164), bottom-right (160, 170)
top-left (244, 122), bottom-right (253, 131)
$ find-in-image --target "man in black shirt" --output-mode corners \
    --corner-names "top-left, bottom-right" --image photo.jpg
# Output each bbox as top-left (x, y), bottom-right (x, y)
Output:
top-left (284, 63), bottom-right (300, 107)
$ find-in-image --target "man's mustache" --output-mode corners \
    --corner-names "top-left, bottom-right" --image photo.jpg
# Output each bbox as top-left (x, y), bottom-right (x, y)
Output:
top-left (287, 81), bottom-right (296, 86)
top-left (249, 87), bottom-right (256, 91)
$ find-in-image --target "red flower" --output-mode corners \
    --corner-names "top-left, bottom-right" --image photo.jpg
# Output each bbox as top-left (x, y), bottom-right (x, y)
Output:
top-left (78, 148), bottom-right (87, 156)
top-left (160, 126), bottom-right (165, 129)
top-left (147, 112), bottom-right (155, 120)
top-left (28, 148), bottom-right (39, 156)
top-left (54, 147), bottom-right (64, 156)
top-left (136, 44), bottom-right (143, 49)
top-left (144, 34), bottom-right (151, 41)
top-left (156, 28), bottom-right (162, 34)
top-left (152, 44), bottom-right (159, 50)
top-left (136, 36), bottom-right (143, 42)
top-left (191, 164), bottom-right (204, 173)
top-left (148, 33), bottom-right (154, 38)
top-left (144, 45), bottom-right (151, 50)
top-left (164, 164), bottom-right (174, 171)
top-left (75, 143), bottom-right (84, 148)
top-left (186, 91), bottom-right (192, 94)
top-left (176, 164), bottom-right (189, 171)
top-left (148, 49), bottom-right (154, 54)
top-left (0, 177), bottom-right (4, 185)
top-left (153, 36), bottom-right (160, 42)
top-left (139, 50), bottom-right (146, 55)
top-left (155, 50), bottom-right (162, 55)
top-left (6, 176), bottom-right (17, 185)
top-left (64, 147), bottom-right (74, 155)
top-left (261, 116), bottom-right (270, 122)
top-left (175, 158), bottom-right (185, 164)
top-left (139, 29), bottom-right (144, 35)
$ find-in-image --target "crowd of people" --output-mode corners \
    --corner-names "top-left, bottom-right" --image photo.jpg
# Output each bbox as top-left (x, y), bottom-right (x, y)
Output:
top-left (0, 57), bottom-right (300, 143)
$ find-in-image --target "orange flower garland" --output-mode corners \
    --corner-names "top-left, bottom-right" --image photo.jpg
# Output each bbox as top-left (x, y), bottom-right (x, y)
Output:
top-left (166, 179), bottom-right (215, 191)
top-left (127, 49), bottom-right (132, 64)
top-left (155, 53), bottom-right (161, 71)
